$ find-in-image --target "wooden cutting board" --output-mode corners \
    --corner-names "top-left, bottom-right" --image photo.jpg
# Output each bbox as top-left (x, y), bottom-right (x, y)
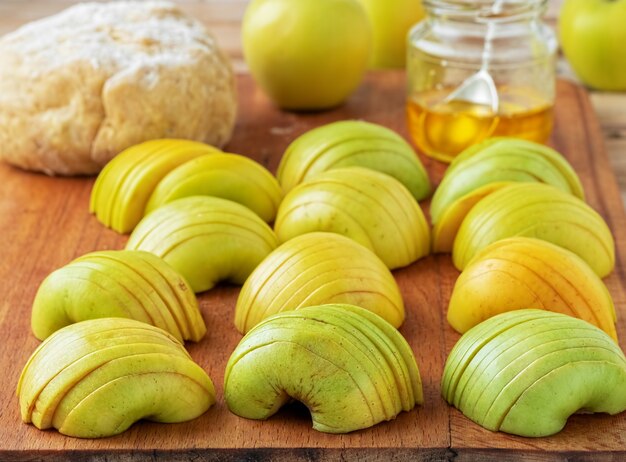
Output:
top-left (0, 72), bottom-right (624, 461)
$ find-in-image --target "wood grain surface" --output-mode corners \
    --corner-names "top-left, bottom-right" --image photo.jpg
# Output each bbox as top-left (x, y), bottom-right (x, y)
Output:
top-left (0, 73), bottom-right (624, 461)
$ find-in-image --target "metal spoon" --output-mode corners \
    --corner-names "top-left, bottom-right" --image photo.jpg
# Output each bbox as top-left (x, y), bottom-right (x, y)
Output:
top-left (443, 0), bottom-right (504, 114)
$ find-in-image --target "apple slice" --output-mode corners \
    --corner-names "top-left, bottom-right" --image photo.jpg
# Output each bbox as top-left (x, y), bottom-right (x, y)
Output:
top-left (224, 304), bottom-right (422, 433)
top-left (274, 167), bottom-right (430, 269)
top-left (90, 139), bottom-right (220, 233)
top-left (235, 232), bottom-right (403, 333)
top-left (448, 237), bottom-right (617, 338)
top-left (442, 310), bottom-right (626, 437)
top-left (126, 196), bottom-right (279, 293)
top-left (277, 120), bottom-right (430, 201)
top-left (31, 250), bottom-right (205, 342)
top-left (452, 183), bottom-right (614, 276)
top-left (145, 153), bottom-right (283, 222)
top-left (18, 318), bottom-right (215, 438)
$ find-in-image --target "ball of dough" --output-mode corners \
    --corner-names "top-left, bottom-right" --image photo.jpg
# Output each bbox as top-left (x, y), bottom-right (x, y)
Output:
top-left (0, 1), bottom-right (237, 175)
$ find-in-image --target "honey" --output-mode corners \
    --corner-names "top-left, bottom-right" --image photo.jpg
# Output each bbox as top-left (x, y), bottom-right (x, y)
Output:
top-left (406, 87), bottom-right (554, 163)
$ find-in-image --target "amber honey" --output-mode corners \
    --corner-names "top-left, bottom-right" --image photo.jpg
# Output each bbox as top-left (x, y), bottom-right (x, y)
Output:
top-left (406, 87), bottom-right (554, 163)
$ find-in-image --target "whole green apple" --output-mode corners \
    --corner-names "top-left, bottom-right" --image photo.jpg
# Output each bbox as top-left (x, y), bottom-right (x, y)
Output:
top-left (242, 0), bottom-right (372, 110)
top-left (560, 0), bottom-right (626, 90)
top-left (356, 0), bottom-right (424, 68)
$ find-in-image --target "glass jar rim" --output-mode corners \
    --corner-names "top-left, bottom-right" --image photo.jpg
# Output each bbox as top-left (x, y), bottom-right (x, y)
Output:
top-left (422, 0), bottom-right (547, 22)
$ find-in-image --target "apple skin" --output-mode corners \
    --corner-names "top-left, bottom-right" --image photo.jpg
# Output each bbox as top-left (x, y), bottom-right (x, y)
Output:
top-left (356, 0), bottom-right (424, 68)
top-left (560, 0), bottom-right (626, 91)
top-left (242, 0), bottom-right (371, 110)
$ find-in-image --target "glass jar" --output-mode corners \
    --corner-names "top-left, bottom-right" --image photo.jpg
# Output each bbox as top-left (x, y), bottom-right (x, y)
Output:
top-left (406, 0), bottom-right (557, 163)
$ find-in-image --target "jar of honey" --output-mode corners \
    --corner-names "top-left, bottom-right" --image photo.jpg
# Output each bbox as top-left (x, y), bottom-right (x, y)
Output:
top-left (407, 0), bottom-right (557, 163)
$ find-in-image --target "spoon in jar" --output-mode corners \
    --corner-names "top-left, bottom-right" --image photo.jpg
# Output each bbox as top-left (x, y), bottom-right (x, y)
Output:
top-left (442, 0), bottom-right (504, 114)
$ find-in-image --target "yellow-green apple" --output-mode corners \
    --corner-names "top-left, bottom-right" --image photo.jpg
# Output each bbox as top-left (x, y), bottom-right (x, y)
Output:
top-left (356, 0), bottom-right (424, 68)
top-left (242, 0), bottom-right (371, 109)
top-left (560, 0), bottom-right (626, 90)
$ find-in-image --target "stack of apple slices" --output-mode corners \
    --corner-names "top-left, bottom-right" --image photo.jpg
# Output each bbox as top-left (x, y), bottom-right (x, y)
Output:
top-left (275, 167), bottom-right (430, 269)
top-left (225, 304), bottom-right (423, 434)
top-left (442, 310), bottom-right (626, 437)
top-left (31, 250), bottom-right (206, 342)
top-left (18, 318), bottom-right (216, 438)
top-left (235, 232), bottom-right (405, 333)
top-left (126, 196), bottom-right (279, 293)
top-left (447, 237), bottom-right (617, 339)
top-left (452, 182), bottom-right (615, 277)
top-left (90, 139), bottom-right (283, 233)
top-left (277, 120), bottom-right (431, 201)
top-left (431, 137), bottom-right (585, 253)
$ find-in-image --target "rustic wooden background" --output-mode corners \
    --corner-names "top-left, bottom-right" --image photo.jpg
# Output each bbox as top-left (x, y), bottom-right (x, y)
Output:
top-left (0, 0), bottom-right (625, 204)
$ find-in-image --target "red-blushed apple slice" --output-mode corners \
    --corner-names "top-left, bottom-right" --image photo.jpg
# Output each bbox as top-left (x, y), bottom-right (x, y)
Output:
top-left (447, 256), bottom-right (579, 333)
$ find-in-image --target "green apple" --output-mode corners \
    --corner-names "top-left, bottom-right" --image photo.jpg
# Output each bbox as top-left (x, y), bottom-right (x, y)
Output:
top-left (242, 0), bottom-right (372, 110)
top-left (560, 0), bottom-right (626, 90)
top-left (356, 0), bottom-right (424, 68)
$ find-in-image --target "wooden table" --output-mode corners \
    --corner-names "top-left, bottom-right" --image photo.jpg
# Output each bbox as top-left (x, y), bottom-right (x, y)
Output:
top-left (1, 2), bottom-right (625, 461)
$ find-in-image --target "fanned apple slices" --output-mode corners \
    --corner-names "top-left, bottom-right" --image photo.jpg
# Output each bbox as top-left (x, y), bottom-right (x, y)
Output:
top-left (144, 152), bottom-right (283, 222)
top-left (235, 232), bottom-right (404, 333)
top-left (447, 237), bottom-right (617, 339)
top-left (224, 304), bottom-right (423, 434)
top-left (31, 250), bottom-right (205, 342)
top-left (442, 310), bottom-right (626, 437)
top-left (276, 120), bottom-right (431, 201)
top-left (430, 137), bottom-right (584, 253)
top-left (90, 139), bottom-right (283, 234)
top-left (18, 318), bottom-right (216, 438)
top-left (90, 139), bottom-right (220, 233)
top-left (452, 183), bottom-right (615, 277)
top-left (126, 196), bottom-right (279, 293)
top-left (274, 167), bottom-right (430, 269)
